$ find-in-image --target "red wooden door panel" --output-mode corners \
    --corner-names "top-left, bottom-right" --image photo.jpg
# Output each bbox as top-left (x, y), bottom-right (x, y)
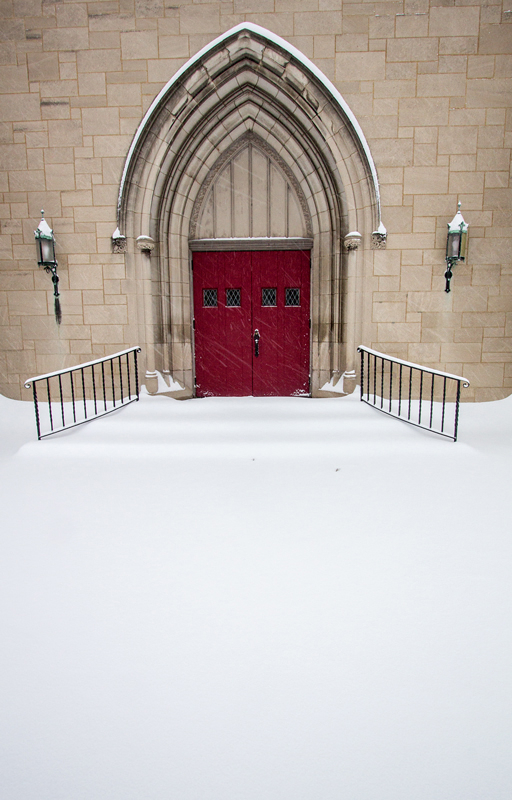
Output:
top-left (193, 250), bottom-right (310, 397)
top-left (251, 250), bottom-right (310, 396)
top-left (193, 251), bottom-right (252, 397)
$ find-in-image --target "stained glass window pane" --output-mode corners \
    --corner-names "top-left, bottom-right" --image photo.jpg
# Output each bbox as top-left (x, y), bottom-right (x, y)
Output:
top-left (285, 288), bottom-right (300, 306)
top-left (203, 288), bottom-right (217, 307)
top-left (262, 288), bottom-right (277, 307)
top-left (226, 288), bottom-right (241, 307)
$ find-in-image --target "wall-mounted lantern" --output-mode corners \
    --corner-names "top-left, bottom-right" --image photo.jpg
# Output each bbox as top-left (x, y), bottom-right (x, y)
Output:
top-left (35, 210), bottom-right (61, 324)
top-left (444, 202), bottom-right (468, 293)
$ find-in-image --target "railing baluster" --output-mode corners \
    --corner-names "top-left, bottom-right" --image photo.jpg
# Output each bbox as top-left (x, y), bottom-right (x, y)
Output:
top-left (81, 367), bottom-right (87, 419)
top-left (58, 374), bottom-right (65, 428)
top-left (101, 361), bottom-right (107, 411)
top-left (454, 380), bottom-right (461, 443)
top-left (70, 370), bottom-right (76, 423)
top-left (408, 366), bottom-right (412, 421)
top-left (119, 355), bottom-right (124, 404)
top-left (441, 376), bottom-right (447, 433)
top-left (380, 356), bottom-right (384, 409)
top-left (92, 364), bottom-right (97, 415)
top-left (110, 358), bottom-right (116, 408)
top-left (398, 363), bottom-right (403, 418)
top-left (24, 347), bottom-right (141, 439)
top-left (32, 382), bottom-right (41, 441)
top-left (47, 377), bottom-right (53, 432)
top-left (126, 352), bottom-right (131, 400)
top-left (429, 373), bottom-right (434, 429)
top-left (418, 369), bottom-right (423, 425)
top-left (357, 345), bottom-right (469, 442)
top-left (389, 360), bottom-right (393, 413)
top-left (373, 352), bottom-right (376, 405)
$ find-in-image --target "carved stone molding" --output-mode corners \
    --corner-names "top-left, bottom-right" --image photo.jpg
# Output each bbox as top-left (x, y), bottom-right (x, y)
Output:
top-left (190, 237), bottom-right (313, 251)
top-left (111, 227), bottom-right (127, 254)
top-left (371, 231), bottom-right (387, 250)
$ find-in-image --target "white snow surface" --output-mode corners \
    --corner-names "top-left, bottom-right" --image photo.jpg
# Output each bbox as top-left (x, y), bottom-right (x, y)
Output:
top-left (1, 390), bottom-right (511, 800)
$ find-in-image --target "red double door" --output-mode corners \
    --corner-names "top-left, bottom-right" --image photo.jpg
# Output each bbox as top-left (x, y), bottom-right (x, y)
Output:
top-left (193, 250), bottom-right (310, 397)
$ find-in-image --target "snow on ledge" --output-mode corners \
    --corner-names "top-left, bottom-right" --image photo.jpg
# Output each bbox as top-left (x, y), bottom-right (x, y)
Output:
top-left (141, 371), bottom-right (185, 395)
top-left (320, 375), bottom-right (347, 394)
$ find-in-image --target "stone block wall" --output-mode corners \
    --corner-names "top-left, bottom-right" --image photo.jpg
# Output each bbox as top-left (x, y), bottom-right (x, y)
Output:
top-left (0, 0), bottom-right (511, 401)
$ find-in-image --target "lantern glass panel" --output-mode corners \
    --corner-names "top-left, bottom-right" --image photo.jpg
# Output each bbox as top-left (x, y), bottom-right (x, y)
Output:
top-left (40, 237), bottom-right (54, 264)
top-left (459, 230), bottom-right (467, 261)
top-left (447, 232), bottom-right (460, 259)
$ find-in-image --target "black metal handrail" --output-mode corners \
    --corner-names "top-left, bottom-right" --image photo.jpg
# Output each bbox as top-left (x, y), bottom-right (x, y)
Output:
top-left (24, 347), bottom-right (141, 440)
top-left (358, 345), bottom-right (470, 442)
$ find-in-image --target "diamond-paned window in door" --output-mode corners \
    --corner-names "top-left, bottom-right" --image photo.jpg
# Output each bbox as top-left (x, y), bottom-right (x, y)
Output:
top-left (203, 288), bottom-right (217, 307)
top-left (285, 288), bottom-right (300, 306)
top-left (226, 288), bottom-right (241, 307)
top-left (261, 288), bottom-right (277, 307)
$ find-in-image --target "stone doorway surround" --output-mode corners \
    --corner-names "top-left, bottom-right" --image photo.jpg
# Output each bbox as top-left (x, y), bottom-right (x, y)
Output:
top-left (115, 22), bottom-right (385, 397)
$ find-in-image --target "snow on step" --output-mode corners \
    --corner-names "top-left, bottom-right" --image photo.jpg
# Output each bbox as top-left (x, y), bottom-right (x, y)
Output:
top-left (15, 393), bottom-right (460, 462)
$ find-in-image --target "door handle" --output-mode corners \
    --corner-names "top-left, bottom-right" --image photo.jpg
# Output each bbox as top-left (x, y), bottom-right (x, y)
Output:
top-left (253, 328), bottom-right (260, 357)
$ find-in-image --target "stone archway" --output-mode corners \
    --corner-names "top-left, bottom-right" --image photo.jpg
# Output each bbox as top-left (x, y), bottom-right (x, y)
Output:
top-left (116, 23), bottom-right (385, 397)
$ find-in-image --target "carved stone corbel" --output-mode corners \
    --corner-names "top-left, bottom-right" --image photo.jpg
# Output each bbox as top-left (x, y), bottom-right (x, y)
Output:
top-left (111, 227), bottom-right (127, 254)
top-left (371, 223), bottom-right (387, 250)
top-left (343, 231), bottom-right (362, 251)
top-left (136, 235), bottom-right (155, 254)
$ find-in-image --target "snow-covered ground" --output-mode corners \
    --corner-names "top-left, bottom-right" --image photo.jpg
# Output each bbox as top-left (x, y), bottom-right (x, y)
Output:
top-left (1, 390), bottom-right (511, 800)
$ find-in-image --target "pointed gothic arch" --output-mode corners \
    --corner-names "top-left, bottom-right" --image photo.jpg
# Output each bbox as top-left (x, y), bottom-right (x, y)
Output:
top-left (190, 131), bottom-right (312, 242)
top-left (116, 23), bottom-right (385, 396)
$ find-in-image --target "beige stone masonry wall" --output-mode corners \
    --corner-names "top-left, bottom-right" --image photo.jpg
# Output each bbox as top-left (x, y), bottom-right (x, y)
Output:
top-left (0, 0), bottom-right (511, 400)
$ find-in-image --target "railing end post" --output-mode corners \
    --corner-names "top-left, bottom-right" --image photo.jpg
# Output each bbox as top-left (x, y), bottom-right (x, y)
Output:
top-left (358, 347), bottom-right (364, 401)
top-left (134, 347), bottom-right (141, 401)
